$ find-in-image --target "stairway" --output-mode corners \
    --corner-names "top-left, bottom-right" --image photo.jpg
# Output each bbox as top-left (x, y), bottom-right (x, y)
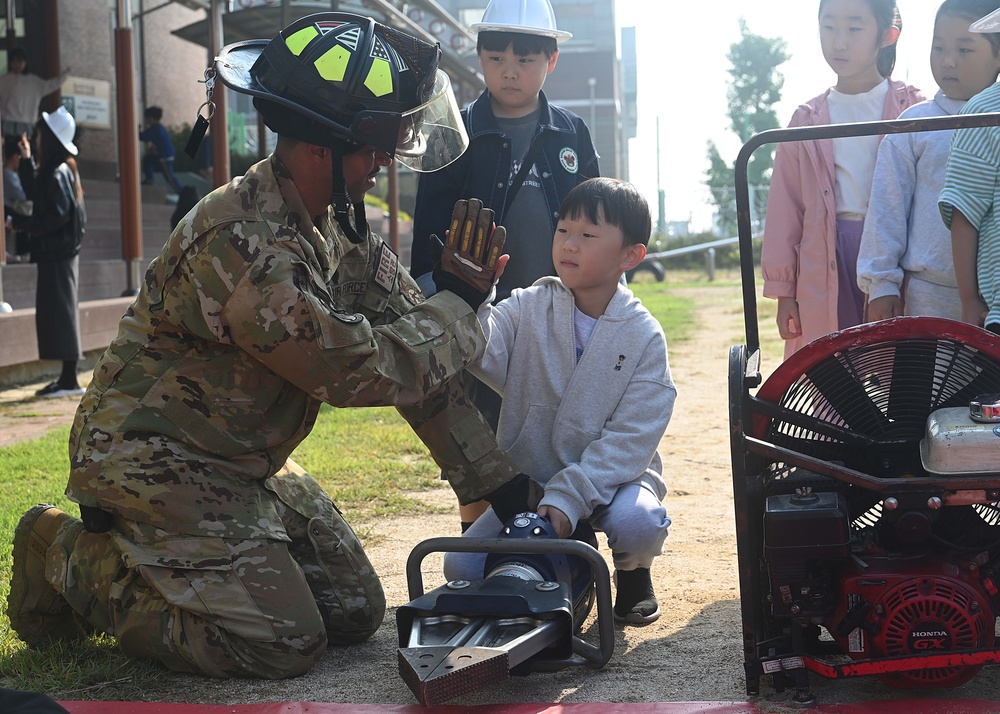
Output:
top-left (0, 166), bottom-right (415, 379)
top-left (1, 174), bottom-right (182, 310)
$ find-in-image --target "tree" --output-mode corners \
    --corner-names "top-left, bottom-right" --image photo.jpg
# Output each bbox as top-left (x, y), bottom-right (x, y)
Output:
top-left (705, 18), bottom-right (788, 236)
top-left (706, 141), bottom-right (736, 237)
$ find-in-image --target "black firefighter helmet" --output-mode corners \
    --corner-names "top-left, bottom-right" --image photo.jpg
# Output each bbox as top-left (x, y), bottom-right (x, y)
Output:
top-left (213, 11), bottom-right (468, 172)
top-left (213, 12), bottom-right (468, 242)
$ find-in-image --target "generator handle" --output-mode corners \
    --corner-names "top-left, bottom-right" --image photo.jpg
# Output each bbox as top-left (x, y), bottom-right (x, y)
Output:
top-left (735, 112), bottom-right (1000, 357)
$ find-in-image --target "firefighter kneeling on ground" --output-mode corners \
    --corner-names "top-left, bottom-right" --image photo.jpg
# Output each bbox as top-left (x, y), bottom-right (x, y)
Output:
top-left (5, 12), bottom-right (537, 679)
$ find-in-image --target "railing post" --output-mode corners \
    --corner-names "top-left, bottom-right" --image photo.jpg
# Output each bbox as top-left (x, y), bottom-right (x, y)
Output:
top-left (705, 247), bottom-right (716, 282)
top-left (0, 213), bottom-right (8, 311)
top-left (0, 266), bottom-right (9, 313)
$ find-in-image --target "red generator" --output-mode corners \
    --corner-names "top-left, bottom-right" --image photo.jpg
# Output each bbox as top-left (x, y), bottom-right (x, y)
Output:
top-left (729, 113), bottom-right (1000, 705)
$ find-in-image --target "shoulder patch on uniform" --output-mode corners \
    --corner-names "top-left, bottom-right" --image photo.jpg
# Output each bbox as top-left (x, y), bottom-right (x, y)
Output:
top-left (559, 147), bottom-right (579, 174)
top-left (374, 242), bottom-right (399, 293)
top-left (399, 273), bottom-right (423, 306)
top-left (331, 309), bottom-right (364, 323)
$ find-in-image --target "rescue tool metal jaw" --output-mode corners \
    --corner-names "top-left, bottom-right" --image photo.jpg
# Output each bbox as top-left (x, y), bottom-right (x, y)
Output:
top-left (396, 522), bottom-right (614, 707)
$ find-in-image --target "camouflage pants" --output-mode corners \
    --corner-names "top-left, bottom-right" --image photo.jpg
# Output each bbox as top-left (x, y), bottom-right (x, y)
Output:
top-left (45, 461), bottom-right (384, 678)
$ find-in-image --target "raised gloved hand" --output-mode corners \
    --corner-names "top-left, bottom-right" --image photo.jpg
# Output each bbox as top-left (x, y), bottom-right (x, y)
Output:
top-left (482, 473), bottom-right (542, 524)
top-left (431, 198), bottom-right (506, 310)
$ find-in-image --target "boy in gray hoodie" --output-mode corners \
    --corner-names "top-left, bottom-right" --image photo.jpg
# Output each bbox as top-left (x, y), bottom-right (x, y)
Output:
top-left (443, 178), bottom-right (676, 624)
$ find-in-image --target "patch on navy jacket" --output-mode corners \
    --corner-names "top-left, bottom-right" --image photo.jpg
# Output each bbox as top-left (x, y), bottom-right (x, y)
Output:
top-left (374, 243), bottom-right (399, 293)
top-left (559, 147), bottom-right (579, 174)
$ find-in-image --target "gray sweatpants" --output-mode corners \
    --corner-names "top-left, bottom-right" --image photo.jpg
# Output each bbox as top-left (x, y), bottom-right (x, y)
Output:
top-left (443, 481), bottom-right (670, 580)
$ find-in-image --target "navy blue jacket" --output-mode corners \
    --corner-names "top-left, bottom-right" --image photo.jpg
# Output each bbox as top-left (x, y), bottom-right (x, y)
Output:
top-left (139, 122), bottom-right (176, 161)
top-left (410, 89), bottom-right (599, 285)
top-left (15, 160), bottom-right (83, 263)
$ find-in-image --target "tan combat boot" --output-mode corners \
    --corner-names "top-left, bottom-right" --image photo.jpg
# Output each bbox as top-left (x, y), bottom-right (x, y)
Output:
top-left (7, 504), bottom-right (90, 648)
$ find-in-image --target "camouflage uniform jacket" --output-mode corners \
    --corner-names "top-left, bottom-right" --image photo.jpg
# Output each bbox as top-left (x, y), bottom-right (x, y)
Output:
top-left (66, 155), bottom-right (514, 540)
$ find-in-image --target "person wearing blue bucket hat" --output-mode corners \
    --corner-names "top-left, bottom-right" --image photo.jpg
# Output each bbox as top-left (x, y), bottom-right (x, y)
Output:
top-left (5, 12), bottom-right (539, 678)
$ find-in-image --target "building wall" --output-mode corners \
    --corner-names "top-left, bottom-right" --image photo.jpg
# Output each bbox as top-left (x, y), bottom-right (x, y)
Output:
top-left (56, 0), bottom-right (115, 166)
top-left (545, 47), bottom-right (624, 179)
top-left (134, 2), bottom-right (209, 133)
top-left (56, 0), bottom-right (206, 177)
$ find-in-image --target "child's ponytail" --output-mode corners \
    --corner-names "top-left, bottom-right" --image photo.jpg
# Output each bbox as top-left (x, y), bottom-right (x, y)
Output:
top-left (875, 3), bottom-right (902, 77)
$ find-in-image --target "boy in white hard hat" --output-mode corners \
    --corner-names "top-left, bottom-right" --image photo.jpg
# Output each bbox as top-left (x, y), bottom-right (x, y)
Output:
top-left (410, 0), bottom-right (600, 528)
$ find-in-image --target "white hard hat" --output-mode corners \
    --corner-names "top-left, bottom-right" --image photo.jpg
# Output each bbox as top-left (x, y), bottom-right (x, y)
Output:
top-left (469, 0), bottom-right (572, 42)
top-left (973, 8), bottom-right (1000, 32)
top-left (41, 105), bottom-right (78, 156)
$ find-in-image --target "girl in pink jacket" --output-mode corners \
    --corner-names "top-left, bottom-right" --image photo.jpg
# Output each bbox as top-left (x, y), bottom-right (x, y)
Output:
top-left (761, 0), bottom-right (924, 360)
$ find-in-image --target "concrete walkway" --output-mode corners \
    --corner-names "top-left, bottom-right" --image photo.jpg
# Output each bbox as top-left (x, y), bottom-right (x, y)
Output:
top-left (0, 370), bottom-right (89, 448)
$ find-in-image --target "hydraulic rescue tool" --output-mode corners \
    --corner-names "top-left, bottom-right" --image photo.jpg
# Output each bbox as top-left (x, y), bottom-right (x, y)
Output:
top-left (396, 512), bottom-right (614, 706)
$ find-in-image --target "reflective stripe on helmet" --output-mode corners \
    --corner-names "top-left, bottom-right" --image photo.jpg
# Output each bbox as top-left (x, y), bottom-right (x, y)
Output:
top-left (315, 44), bottom-right (351, 81)
top-left (364, 58), bottom-right (393, 97)
top-left (285, 26), bottom-right (318, 55)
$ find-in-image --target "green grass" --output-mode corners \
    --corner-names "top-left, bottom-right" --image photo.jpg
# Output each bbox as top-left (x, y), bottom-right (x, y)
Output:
top-left (632, 280), bottom-right (695, 343)
top-left (0, 279), bottom-right (696, 700)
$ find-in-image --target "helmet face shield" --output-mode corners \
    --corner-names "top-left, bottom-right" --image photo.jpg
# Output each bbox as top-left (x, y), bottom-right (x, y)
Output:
top-left (393, 70), bottom-right (468, 172)
top-left (215, 14), bottom-right (469, 171)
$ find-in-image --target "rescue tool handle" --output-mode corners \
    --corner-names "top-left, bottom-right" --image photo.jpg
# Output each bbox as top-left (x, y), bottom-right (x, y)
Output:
top-left (405, 536), bottom-right (615, 669)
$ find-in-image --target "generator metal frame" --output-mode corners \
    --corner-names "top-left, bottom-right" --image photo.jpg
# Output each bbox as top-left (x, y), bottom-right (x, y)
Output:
top-left (730, 112), bottom-right (1000, 702)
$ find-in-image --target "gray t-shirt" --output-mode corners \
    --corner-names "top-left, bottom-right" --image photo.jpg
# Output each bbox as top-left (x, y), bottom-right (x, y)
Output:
top-left (494, 109), bottom-right (553, 301)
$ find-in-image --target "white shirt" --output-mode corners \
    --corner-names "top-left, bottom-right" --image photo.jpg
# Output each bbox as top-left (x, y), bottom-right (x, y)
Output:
top-left (828, 78), bottom-right (889, 217)
top-left (573, 306), bottom-right (597, 360)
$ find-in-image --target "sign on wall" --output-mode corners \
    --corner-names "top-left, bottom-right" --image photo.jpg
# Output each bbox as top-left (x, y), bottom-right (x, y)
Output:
top-left (60, 76), bottom-right (111, 129)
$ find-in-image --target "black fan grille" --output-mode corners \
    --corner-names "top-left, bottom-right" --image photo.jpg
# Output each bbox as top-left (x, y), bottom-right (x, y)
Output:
top-left (973, 503), bottom-right (1000, 526)
top-left (763, 338), bottom-right (1000, 476)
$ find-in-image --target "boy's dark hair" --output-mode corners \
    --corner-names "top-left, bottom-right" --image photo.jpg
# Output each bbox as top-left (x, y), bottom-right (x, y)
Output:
top-left (559, 177), bottom-right (652, 247)
top-left (144, 106), bottom-right (164, 121)
top-left (3, 136), bottom-right (20, 161)
top-left (8, 48), bottom-right (25, 62)
top-left (938, 0), bottom-right (1000, 54)
top-left (477, 30), bottom-right (557, 58)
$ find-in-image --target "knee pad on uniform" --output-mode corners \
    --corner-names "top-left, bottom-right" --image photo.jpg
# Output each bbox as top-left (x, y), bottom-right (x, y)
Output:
top-left (297, 512), bottom-right (385, 645)
top-left (265, 463), bottom-right (386, 643)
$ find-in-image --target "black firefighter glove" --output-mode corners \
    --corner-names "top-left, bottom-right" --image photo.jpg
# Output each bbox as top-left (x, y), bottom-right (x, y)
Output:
top-left (483, 473), bottom-right (543, 524)
top-left (431, 198), bottom-right (506, 310)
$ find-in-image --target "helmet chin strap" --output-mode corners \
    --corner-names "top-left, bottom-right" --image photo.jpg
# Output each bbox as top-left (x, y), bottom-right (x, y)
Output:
top-left (329, 144), bottom-right (369, 245)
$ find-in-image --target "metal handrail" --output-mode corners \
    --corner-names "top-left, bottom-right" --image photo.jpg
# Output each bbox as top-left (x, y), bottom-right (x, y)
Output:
top-left (644, 235), bottom-right (740, 261)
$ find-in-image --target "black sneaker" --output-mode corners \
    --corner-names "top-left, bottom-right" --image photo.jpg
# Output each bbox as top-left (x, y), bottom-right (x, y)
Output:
top-left (613, 567), bottom-right (660, 624)
top-left (35, 382), bottom-right (85, 399)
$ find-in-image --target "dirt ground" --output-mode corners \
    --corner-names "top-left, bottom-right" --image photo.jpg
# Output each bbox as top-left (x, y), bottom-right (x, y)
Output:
top-left (5, 281), bottom-right (1000, 709)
